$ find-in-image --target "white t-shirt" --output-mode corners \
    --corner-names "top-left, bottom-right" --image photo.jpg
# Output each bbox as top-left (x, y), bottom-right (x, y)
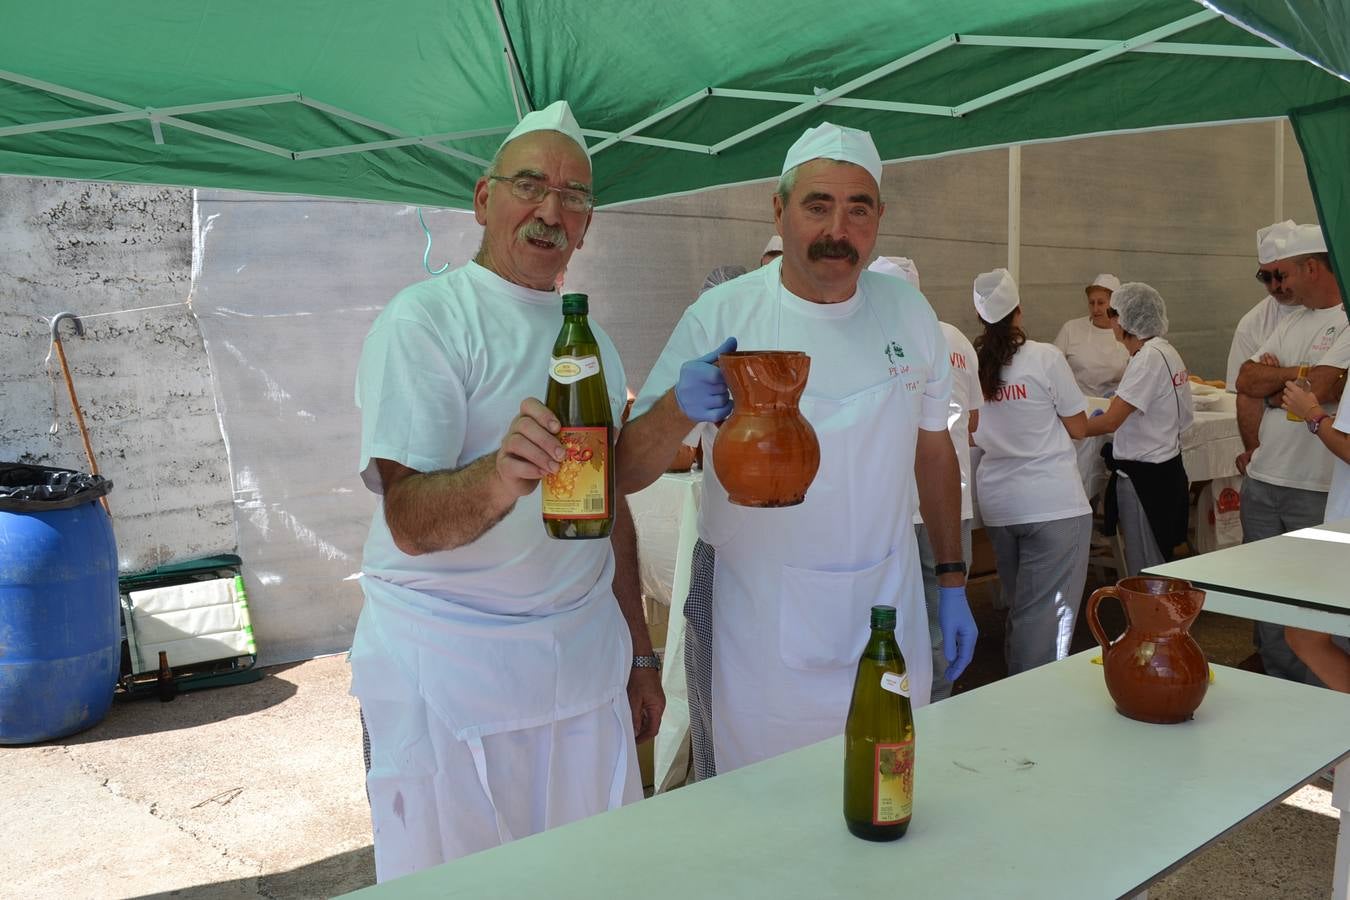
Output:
top-left (1327, 415), bottom-right (1350, 523)
top-left (356, 261), bottom-right (629, 614)
top-left (1113, 337), bottom-right (1195, 464)
top-left (633, 261), bottom-right (952, 521)
top-left (1226, 294), bottom-right (1298, 392)
top-left (972, 341), bottom-right (1091, 527)
top-left (911, 322), bottom-right (981, 524)
top-left (1053, 316), bottom-right (1129, 398)
top-left (1247, 305), bottom-right (1350, 493)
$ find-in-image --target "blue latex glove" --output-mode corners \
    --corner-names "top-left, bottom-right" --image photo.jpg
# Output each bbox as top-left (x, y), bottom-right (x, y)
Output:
top-left (938, 585), bottom-right (977, 682)
top-left (1090, 408), bottom-right (1106, 418)
top-left (675, 337), bottom-right (737, 423)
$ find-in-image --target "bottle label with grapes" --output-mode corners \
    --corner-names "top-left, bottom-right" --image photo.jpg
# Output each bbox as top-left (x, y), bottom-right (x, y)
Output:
top-left (549, 355), bottom-right (601, 385)
top-left (873, 740), bottom-right (914, 825)
top-left (542, 426), bottom-right (610, 519)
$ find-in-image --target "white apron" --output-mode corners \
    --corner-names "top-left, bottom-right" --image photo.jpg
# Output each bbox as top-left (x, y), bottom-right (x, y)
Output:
top-left (700, 305), bottom-right (933, 774)
top-left (350, 576), bottom-right (634, 877)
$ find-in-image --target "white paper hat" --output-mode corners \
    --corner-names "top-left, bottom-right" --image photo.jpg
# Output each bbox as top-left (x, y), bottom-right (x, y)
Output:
top-left (501, 100), bottom-right (588, 157)
top-left (781, 122), bottom-right (883, 186)
top-left (762, 235), bottom-right (783, 255)
top-left (1256, 220), bottom-right (1296, 264)
top-left (1086, 273), bottom-right (1121, 294)
top-left (868, 256), bottom-right (921, 289)
top-left (1258, 220), bottom-right (1326, 263)
top-left (974, 268), bottom-right (1020, 324)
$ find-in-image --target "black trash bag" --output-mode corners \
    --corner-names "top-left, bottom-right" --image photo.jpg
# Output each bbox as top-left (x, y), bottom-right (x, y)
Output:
top-left (0, 463), bottom-right (113, 512)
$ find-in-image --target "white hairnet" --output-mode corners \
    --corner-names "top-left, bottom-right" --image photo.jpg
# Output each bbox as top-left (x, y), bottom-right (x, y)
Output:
top-left (1111, 282), bottom-right (1169, 338)
top-left (701, 264), bottom-right (748, 294)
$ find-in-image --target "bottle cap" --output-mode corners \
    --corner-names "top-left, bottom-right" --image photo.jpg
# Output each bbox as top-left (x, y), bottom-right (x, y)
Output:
top-left (870, 605), bottom-right (897, 629)
top-left (561, 292), bottom-right (589, 315)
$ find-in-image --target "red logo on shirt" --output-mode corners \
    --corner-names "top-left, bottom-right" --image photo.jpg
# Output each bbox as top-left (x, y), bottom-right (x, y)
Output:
top-left (993, 383), bottom-right (1028, 402)
top-left (950, 351), bottom-right (968, 371)
top-left (1171, 369), bottom-right (1190, 387)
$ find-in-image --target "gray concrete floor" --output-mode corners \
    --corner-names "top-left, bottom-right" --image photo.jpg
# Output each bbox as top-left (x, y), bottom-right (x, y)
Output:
top-left (5, 589), bottom-right (1344, 899)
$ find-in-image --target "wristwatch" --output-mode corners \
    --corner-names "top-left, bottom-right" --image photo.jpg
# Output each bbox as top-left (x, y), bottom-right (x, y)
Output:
top-left (934, 561), bottom-right (967, 577)
top-left (1308, 412), bottom-right (1331, 434)
top-left (632, 654), bottom-right (662, 671)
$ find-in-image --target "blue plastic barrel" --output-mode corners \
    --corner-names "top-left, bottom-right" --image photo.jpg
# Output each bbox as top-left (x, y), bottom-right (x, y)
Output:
top-left (0, 498), bottom-right (119, 744)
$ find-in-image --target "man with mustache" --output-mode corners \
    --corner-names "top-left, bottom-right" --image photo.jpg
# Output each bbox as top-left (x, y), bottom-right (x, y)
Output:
top-left (351, 100), bottom-right (663, 879)
top-left (1225, 220), bottom-right (1304, 393)
top-left (618, 123), bottom-right (977, 778)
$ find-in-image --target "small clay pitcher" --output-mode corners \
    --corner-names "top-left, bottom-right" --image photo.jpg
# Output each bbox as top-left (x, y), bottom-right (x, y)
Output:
top-left (712, 350), bottom-right (820, 507)
top-left (1085, 576), bottom-right (1209, 724)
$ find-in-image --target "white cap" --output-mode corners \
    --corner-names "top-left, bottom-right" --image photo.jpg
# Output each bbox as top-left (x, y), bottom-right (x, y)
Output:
top-left (868, 256), bottom-right (920, 289)
top-left (974, 268), bottom-right (1020, 324)
top-left (781, 122), bottom-right (883, 187)
top-left (500, 100), bottom-right (588, 158)
top-left (762, 235), bottom-right (783, 255)
top-left (1087, 273), bottom-right (1121, 294)
top-left (1258, 220), bottom-right (1326, 263)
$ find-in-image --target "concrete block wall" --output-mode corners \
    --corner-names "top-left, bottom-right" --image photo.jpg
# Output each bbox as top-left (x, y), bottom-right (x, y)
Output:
top-left (0, 179), bottom-right (235, 573)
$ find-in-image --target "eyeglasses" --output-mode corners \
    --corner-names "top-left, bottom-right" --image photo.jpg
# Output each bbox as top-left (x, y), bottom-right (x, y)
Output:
top-left (488, 175), bottom-right (594, 213)
top-left (1255, 268), bottom-right (1287, 286)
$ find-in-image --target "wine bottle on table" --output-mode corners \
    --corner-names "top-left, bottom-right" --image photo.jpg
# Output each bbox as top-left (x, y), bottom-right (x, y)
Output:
top-left (542, 293), bottom-right (615, 539)
top-left (843, 604), bottom-right (915, 841)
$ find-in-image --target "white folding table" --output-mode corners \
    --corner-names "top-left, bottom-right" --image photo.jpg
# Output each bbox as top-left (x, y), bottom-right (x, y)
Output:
top-left (345, 651), bottom-right (1350, 900)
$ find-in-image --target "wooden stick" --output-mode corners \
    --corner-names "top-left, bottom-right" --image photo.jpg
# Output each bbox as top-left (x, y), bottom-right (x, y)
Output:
top-left (52, 334), bottom-right (111, 517)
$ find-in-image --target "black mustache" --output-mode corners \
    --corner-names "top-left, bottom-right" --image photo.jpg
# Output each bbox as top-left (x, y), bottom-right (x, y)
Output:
top-left (807, 237), bottom-right (859, 264)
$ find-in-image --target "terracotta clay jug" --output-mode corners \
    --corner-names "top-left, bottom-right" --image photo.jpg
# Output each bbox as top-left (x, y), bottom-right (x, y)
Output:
top-left (1085, 576), bottom-right (1209, 724)
top-left (712, 350), bottom-right (820, 507)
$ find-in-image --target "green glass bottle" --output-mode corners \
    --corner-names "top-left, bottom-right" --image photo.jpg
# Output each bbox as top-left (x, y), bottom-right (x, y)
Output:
top-left (843, 604), bottom-right (915, 841)
top-left (542, 293), bottom-right (615, 539)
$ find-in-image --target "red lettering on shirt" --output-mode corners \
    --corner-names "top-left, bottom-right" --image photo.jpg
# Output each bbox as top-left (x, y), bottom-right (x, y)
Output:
top-left (950, 351), bottom-right (967, 371)
top-left (993, 383), bottom-right (1028, 402)
top-left (1172, 369), bottom-right (1189, 387)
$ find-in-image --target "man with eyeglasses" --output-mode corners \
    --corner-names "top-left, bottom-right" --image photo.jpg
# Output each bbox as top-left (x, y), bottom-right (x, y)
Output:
top-left (350, 100), bottom-right (663, 879)
top-left (1234, 221), bottom-right (1350, 684)
top-left (1224, 220), bottom-right (1302, 392)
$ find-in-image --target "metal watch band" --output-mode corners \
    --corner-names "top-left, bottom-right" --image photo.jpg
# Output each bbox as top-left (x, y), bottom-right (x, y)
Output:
top-left (934, 561), bottom-right (967, 576)
top-left (632, 654), bottom-right (662, 670)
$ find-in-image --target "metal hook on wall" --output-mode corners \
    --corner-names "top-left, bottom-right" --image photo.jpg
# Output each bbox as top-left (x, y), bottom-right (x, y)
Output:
top-left (417, 207), bottom-right (449, 276)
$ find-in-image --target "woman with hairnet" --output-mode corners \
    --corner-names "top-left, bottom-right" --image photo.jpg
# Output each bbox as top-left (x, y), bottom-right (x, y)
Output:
top-left (970, 269), bottom-right (1093, 674)
top-left (1083, 283), bottom-right (1194, 574)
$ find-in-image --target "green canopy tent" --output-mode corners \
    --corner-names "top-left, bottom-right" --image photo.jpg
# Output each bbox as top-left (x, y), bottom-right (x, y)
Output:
top-left (1, 0), bottom-right (1346, 297)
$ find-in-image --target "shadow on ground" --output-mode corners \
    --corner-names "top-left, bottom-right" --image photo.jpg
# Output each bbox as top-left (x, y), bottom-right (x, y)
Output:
top-left (131, 845), bottom-right (376, 899)
top-left (54, 665), bottom-right (301, 746)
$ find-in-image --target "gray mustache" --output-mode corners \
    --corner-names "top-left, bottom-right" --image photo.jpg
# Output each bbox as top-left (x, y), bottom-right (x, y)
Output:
top-left (518, 220), bottom-right (569, 250)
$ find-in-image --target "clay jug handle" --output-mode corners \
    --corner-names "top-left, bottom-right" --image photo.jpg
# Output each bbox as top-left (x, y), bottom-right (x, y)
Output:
top-left (1084, 586), bottom-right (1121, 652)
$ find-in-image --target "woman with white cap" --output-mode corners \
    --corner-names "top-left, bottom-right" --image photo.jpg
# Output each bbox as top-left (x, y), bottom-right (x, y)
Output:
top-left (971, 269), bottom-right (1093, 674)
top-left (1054, 274), bottom-right (1130, 397)
top-left (1083, 283), bottom-right (1194, 574)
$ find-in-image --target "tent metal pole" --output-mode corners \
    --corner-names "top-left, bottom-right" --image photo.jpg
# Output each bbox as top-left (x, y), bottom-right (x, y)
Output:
top-left (580, 130), bottom-right (712, 154)
top-left (0, 93), bottom-right (301, 139)
top-left (489, 0), bottom-right (530, 119)
top-left (1007, 145), bottom-right (1022, 282)
top-left (589, 89), bottom-right (712, 155)
top-left (710, 88), bottom-right (956, 118)
top-left (1273, 120), bottom-right (1285, 221)
top-left (297, 97), bottom-right (499, 166)
top-left (709, 34), bottom-right (958, 155)
top-left (295, 128), bottom-right (508, 163)
top-left (953, 9), bottom-right (1220, 117)
top-left (954, 34), bottom-right (1300, 60)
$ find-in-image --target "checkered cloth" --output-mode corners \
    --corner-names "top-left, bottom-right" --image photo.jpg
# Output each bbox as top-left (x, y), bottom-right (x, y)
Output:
top-left (685, 539), bottom-right (717, 781)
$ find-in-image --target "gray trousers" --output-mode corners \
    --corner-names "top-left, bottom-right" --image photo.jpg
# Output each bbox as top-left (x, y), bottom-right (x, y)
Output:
top-left (1115, 474), bottom-right (1167, 577)
top-left (914, 520), bottom-right (973, 701)
top-left (986, 514), bottom-right (1092, 675)
top-left (1240, 477), bottom-right (1328, 685)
